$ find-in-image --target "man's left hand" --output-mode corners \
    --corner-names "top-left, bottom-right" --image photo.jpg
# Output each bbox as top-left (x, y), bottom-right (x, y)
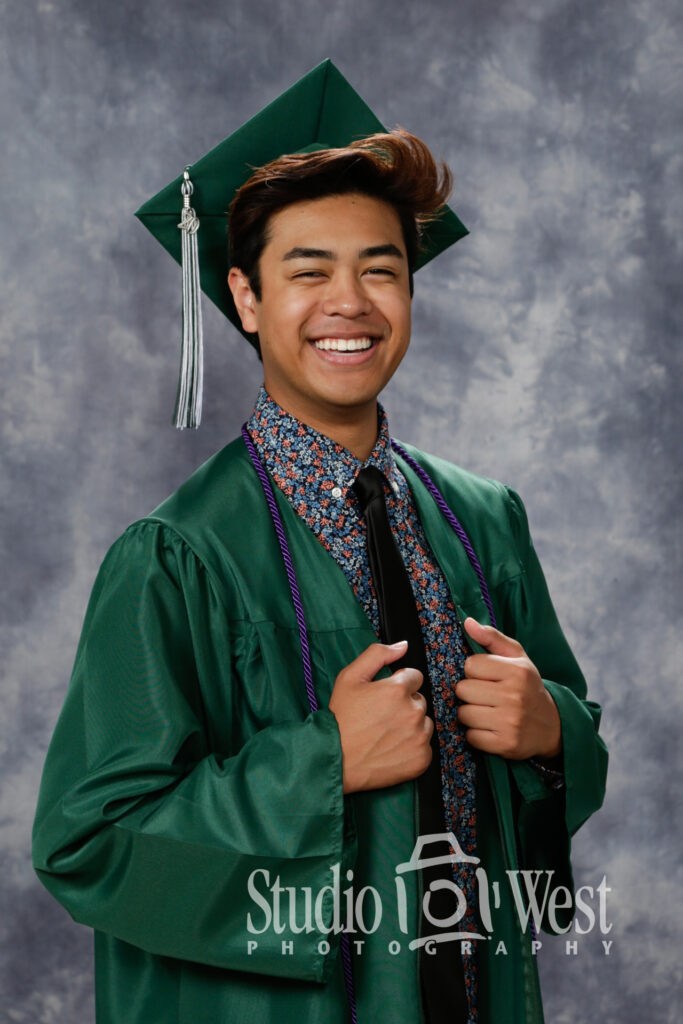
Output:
top-left (455, 618), bottom-right (562, 761)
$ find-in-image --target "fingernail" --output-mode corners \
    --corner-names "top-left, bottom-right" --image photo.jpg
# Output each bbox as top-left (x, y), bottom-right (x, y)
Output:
top-left (390, 640), bottom-right (408, 649)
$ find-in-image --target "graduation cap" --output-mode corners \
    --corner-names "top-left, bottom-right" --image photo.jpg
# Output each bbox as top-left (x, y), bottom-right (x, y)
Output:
top-left (135, 58), bottom-right (468, 428)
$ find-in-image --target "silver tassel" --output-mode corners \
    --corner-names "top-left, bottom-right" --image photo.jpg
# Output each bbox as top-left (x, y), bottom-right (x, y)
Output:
top-left (174, 167), bottom-right (204, 429)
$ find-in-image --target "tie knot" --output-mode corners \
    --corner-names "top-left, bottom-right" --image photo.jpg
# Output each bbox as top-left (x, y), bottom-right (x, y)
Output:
top-left (353, 465), bottom-right (389, 513)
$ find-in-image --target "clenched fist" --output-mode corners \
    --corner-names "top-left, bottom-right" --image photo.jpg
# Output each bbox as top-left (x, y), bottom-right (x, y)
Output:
top-left (328, 640), bottom-right (434, 793)
top-left (455, 618), bottom-right (562, 761)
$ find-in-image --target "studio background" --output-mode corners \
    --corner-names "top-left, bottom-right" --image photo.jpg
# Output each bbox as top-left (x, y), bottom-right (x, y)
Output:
top-left (2, 0), bottom-right (681, 1020)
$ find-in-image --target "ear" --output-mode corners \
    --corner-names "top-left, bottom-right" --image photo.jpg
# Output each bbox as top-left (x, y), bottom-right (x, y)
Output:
top-left (227, 268), bottom-right (259, 334)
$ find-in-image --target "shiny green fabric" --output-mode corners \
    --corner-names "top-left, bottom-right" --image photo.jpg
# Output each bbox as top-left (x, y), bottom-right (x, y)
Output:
top-left (32, 438), bottom-right (608, 1024)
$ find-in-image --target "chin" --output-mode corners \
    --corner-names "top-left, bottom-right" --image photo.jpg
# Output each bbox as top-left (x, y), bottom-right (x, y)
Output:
top-left (317, 383), bottom-right (380, 406)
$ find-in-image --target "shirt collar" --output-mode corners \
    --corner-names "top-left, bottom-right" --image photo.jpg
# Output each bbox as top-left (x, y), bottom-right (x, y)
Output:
top-left (245, 384), bottom-right (401, 501)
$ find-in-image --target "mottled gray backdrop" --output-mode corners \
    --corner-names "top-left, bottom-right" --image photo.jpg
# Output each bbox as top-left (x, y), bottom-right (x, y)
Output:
top-left (1, 0), bottom-right (681, 1020)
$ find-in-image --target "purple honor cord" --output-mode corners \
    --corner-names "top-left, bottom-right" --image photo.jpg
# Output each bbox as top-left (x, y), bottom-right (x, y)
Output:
top-left (241, 426), bottom-right (319, 713)
top-left (241, 425), bottom-right (356, 1019)
top-left (241, 424), bottom-right (534, 1020)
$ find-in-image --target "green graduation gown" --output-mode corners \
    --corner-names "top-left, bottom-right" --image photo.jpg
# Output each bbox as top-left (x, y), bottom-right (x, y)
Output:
top-left (32, 437), bottom-right (608, 1024)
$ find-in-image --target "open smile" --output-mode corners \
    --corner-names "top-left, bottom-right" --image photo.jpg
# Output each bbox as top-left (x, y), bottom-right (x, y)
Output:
top-left (307, 335), bottom-right (381, 366)
top-left (313, 337), bottom-right (382, 354)
top-left (311, 336), bottom-right (377, 352)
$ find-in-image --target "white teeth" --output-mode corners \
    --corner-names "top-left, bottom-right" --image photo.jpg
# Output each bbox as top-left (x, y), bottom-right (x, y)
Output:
top-left (312, 337), bottom-right (374, 352)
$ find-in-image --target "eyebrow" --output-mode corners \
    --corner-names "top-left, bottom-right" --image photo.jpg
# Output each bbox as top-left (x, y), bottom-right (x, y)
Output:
top-left (282, 244), bottom-right (404, 261)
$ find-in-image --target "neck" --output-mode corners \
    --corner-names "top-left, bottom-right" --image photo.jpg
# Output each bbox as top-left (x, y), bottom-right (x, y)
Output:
top-left (263, 388), bottom-right (379, 461)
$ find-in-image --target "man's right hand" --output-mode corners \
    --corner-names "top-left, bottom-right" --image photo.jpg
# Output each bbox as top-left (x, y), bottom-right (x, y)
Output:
top-left (327, 640), bottom-right (433, 793)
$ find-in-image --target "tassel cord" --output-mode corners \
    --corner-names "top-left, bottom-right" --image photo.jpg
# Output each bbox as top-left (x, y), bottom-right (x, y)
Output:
top-left (174, 169), bottom-right (204, 429)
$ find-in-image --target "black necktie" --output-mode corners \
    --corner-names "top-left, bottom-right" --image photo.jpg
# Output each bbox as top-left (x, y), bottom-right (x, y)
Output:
top-left (354, 466), bottom-right (469, 1024)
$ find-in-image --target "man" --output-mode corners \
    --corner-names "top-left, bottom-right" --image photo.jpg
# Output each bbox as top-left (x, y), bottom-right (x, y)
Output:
top-left (32, 62), bottom-right (607, 1024)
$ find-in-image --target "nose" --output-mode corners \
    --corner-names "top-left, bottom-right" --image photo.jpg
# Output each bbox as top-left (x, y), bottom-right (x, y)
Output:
top-left (321, 269), bottom-right (373, 318)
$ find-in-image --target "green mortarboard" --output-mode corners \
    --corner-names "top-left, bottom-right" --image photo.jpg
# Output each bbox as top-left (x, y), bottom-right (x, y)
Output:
top-left (135, 58), bottom-right (468, 428)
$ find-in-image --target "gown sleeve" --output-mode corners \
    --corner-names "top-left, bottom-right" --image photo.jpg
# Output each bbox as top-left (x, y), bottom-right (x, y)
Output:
top-left (32, 521), bottom-right (356, 982)
top-left (496, 487), bottom-right (609, 929)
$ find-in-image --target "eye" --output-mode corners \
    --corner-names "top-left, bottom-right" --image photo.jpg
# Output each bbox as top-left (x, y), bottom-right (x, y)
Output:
top-left (292, 269), bottom-right (326, 279)
top-left (364, 267), bottom-right (397, 277)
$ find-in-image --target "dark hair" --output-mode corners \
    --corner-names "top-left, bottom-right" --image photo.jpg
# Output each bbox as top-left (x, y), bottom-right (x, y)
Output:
top-left (228, 128), bottom-right (453, 347)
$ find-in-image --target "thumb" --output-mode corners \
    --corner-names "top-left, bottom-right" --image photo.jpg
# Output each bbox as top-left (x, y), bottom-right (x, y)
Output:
top-left (463, 617), bottom-right (523, 657)
top-left (343, 639), bottom-right (409, 685)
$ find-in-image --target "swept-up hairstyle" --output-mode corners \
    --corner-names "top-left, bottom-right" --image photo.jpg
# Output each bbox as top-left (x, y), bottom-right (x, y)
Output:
top-left (228, 128), bottom-right (453, 309)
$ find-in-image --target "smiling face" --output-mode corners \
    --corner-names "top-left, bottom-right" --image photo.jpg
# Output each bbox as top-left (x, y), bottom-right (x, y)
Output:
top-left (228, 192), bottom-right (412, 440)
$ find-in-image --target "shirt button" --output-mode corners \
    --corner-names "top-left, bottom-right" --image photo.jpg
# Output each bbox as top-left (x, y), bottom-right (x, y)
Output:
top-left (392, 480), bottom-right (400, 494)
top-left (332, 486), bottom-right (343, 498)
